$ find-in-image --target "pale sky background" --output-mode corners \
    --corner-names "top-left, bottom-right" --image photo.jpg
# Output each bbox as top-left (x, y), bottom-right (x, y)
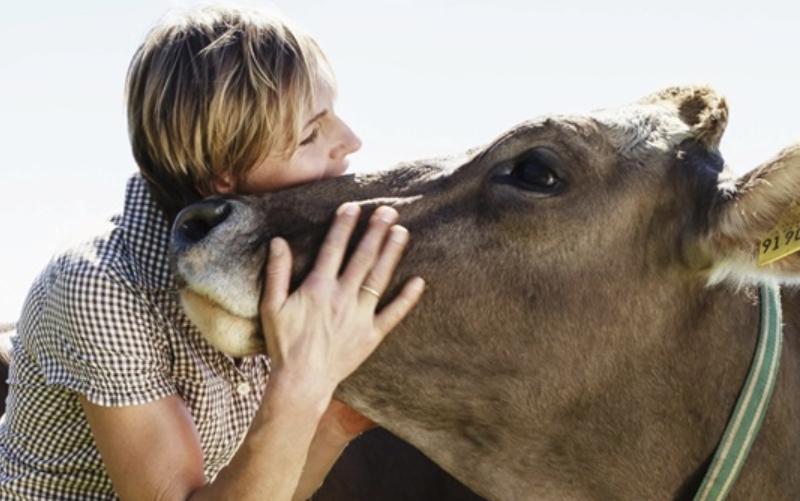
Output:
top-left (1, 0), bottom-right (798, 322)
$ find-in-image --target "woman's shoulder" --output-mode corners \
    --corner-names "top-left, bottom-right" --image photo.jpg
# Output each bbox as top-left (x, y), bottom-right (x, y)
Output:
top-left (40, 173), bottom-right (173, 294)
top-left (13, 173), bottom-right (179, 352)
top-left (42, 216), bottom-right (128, 289)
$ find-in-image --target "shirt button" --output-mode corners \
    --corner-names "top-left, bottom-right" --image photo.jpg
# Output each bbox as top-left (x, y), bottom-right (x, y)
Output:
top-left (236, 382), bottom-right (252, 396)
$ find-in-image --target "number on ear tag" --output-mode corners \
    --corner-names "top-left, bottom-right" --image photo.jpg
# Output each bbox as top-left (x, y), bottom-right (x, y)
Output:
top-left (759, 206), bottom-right (800, 266)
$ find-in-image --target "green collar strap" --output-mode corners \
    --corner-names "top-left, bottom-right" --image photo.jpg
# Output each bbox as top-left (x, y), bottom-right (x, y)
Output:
top-left (693, 283), bottom-right (783, 501)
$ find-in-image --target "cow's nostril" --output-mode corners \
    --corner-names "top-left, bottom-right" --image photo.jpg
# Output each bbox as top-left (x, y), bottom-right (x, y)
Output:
top-left (172, 198), bottom-right (232, 246)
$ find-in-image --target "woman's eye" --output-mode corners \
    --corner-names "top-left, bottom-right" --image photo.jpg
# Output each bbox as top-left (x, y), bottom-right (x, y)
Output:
top-left (299, 127), bottom-right (319, 146)
top-left (509, 151), bottom-right (562, 192)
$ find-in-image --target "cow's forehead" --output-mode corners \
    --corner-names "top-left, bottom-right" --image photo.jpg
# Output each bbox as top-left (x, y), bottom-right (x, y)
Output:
top-left (492, 99), bottom-right (703, 165)
top-left (535, 85), bottom-right (728, 162)
top-left (589, 102), bottom-right (692, 158)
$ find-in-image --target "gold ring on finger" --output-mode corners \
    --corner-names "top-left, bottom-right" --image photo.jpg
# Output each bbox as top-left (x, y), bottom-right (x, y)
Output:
top-left (360, 285), bottom-right (382, 300)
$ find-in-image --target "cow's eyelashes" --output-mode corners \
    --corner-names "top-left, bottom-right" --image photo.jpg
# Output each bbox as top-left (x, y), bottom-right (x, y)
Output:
top-left (501, 148), bottom-right (564, 194)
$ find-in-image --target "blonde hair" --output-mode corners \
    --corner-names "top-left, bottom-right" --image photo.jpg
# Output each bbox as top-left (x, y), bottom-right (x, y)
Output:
top-left (126, 4), bottom-right (335, 220)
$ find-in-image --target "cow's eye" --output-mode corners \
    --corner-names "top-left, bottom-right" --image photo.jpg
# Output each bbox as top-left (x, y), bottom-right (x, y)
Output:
top-left (508, 149), bottom-right (563, 193)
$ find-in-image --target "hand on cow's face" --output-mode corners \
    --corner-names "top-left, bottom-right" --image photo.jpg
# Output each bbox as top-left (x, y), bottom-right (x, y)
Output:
top-left (259, 202), bottom-right (426, 405)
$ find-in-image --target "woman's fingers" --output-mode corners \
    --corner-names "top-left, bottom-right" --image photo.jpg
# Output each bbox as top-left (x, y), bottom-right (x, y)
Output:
top-left (292, 202), bottom-right (418, 319)
top-left (259, 203), bottom-right (425, 387)
top-left (356, 225), bottom-right (409, 305)
top-left (312, 203), bottom-right (361, 279)
top-left (261, 237), bottom-right (292, 315)
top-left (374, 277), bottom-right (426, 335)
top-left (340, 206), bottom-right (399, 290)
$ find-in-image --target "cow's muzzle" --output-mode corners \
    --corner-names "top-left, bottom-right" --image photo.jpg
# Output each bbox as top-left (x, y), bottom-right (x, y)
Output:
top-left (172, 196), bottom-right (232, 250)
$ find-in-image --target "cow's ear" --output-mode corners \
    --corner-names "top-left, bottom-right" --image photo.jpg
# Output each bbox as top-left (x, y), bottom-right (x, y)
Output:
top-left (643, 86), bottom-right (728, 150)
top-left (704, 143), bottom-right (800, 284)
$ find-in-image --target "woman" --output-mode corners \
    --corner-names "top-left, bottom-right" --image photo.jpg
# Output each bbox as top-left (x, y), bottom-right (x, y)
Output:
top-left (0, 5), bottom-right (424, 500)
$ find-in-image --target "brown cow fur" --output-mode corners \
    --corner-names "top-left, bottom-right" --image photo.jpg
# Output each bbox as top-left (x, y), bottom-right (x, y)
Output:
top-left (169, 85), bottom-right (800, 500)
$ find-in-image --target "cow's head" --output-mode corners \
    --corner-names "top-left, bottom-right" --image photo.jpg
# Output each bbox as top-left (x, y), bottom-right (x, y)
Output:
top-left (170, 85), bottom-right (800, 499)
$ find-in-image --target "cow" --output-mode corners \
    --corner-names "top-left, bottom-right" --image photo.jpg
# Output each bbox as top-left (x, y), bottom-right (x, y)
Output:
top-left (136, 86), bottom-right (800, 499)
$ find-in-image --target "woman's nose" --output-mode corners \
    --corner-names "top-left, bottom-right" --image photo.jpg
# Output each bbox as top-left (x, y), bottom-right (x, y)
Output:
top-left (330, 119), bottom-right (362, 160)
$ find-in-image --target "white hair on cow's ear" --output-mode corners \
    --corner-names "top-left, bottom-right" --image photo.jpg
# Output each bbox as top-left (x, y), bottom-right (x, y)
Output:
top-left (705, 143), bottom-right (800, 286)
top-left (594, 105), bottom-right (691, 159)
top-left (594, 85), bottom-right (728, 160)
top-left (640, 85), bottom-right (729, 151)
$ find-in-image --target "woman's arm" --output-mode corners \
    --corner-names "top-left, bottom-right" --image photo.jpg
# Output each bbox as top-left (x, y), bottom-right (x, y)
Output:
top-left (292, 399), bottom-right (376, 501)
top-left (82, 203), bottom-right (424, 501)
top-left (263, 203), bottom-right (425, 500)
top-left (81, 384), bottom-right (322, 501)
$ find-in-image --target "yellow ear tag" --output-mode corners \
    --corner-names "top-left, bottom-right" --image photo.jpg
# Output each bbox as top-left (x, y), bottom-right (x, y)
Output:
top-left (758, 205), bottom-right (800, 266)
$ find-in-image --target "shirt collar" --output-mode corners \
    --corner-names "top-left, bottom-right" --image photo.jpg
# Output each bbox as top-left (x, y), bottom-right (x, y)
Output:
top-left (120, 174), bottom-right (175, 290)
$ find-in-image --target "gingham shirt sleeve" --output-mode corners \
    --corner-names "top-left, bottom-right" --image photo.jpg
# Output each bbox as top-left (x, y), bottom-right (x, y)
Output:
top-left (34, 254), bottom-right (176, 407)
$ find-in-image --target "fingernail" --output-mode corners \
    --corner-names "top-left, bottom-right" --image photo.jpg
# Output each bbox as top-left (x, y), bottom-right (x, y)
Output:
top-left (390, 226), bottom-right (409, 243)
top-left (411, 277), bottom-right (426, 292)
top-left (339, 203), bottom-right (359, 217)
top-left (270, 238), bottom-right (284, 257)
top-left (377, 206), bottom-right (398, 223)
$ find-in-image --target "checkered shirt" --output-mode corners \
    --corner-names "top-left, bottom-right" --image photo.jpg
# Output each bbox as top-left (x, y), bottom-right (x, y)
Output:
top-left (0, 174), bottom-right (270, 500)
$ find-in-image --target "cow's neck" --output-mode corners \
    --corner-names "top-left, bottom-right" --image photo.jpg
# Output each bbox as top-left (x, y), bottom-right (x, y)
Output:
top-left (339, 280), bottom-right (797, 501)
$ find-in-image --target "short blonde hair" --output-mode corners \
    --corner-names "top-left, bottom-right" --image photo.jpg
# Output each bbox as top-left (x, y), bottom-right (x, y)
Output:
top-left (126, 4), bottom-right (335, 220)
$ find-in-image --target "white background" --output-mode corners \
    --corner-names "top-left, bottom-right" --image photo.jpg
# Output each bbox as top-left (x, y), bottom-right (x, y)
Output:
top-left (1, 0), bottom-right (798, 321)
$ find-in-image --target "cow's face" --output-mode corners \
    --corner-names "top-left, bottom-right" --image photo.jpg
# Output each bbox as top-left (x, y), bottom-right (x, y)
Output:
top-left (170, 86), bottom-right (733, 358)
top-left (170, 85), bottom-right (800, 498)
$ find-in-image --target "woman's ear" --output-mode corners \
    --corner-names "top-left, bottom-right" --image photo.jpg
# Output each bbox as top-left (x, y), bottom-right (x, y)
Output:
top-left (209, 174), bottom-right (234, 195)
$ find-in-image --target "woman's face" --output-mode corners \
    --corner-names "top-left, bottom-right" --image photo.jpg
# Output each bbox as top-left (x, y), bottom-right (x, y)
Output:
top-left (229, 84), bottom-right (362, 195)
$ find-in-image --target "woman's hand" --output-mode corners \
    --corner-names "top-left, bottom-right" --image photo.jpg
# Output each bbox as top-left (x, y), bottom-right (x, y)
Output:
top-left (82, 203), bottom-right (422, 501)
top-left (259, 202), bottom-right (425, 403)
